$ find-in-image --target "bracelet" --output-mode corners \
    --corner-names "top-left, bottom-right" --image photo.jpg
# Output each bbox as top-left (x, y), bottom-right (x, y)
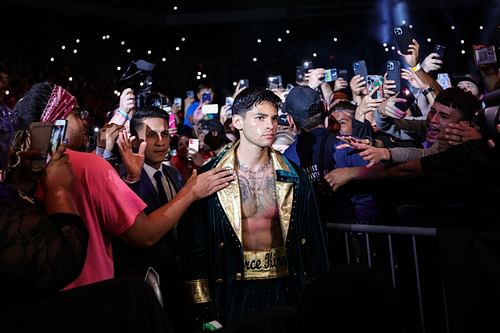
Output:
top-left (422, 86), bottom-right (434, 97)
top-left (411, 63), bottom-right (421, 72)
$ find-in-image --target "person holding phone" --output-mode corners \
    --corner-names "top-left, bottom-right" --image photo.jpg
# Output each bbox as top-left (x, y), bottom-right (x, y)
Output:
top-left (182, 82), bottom-right (215, 133)
top-left (1, 99), bottom-right (88, 306)
top-left (13, 81), bottom-right (235, 294)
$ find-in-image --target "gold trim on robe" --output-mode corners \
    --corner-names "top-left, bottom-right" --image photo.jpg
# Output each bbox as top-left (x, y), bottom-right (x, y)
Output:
top-left (181, 279), bottom-right (212, 304)
top-left (216, 142), bottom-right (294, 247)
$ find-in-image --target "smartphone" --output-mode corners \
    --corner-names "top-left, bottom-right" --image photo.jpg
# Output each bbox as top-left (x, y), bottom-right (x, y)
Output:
top-left (473, 45), bottom-right (497, 65)
top-left (295, 66), bottom-right (305, 82)
top-left (352, 60), bottom-right (368, 80)
top-left (338, 69), bottom-right (349, 80)
top-left (186, 90), bottom-right (195, 98)
top-left (202, 104), bottom-right (219, 115)
top-left (366, 75), bottom-right (384, 99)
top-left (239, 79), bottom-right (249, 89)
top-left (188, 138), bottom-right (200, 152)
top-left (394, 25), bottom-right (414, 55)
top-left (168, 112), bottom-right (177, 135)
top-left (433, 44), bottom-right (446, 59)
top-left (173, 97), bottom-right (182, 107)
top-left (302, 60), bottom-right (314, 71)
top-left (47, 119), bottom-right (67, 162)
top-left (394, 87), bottom-right (416, 111)
top-left (144, 267), bottom-right (164, 308)
top-left (225, 97), bottom-right (234, 108)
top-left (437, 73), bottom-right (451, 89)
top-left (29, 121), bottom-right (54, 170)
top-left (267, 75), bottom-right (283, 90)
top-left (324, 68), bottom-right (338, 83)
top-left (202, 92), bottom-right (212, 103)
top-left (386, 60), bottom-right (401, 93)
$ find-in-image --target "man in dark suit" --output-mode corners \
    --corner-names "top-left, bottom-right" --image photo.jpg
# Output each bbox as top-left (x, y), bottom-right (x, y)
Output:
top-left (114, 105), bottom-right (185, 328)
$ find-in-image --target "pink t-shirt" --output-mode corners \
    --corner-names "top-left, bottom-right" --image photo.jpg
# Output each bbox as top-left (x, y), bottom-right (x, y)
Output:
top-left (63, 150), bottom-right (146, 289)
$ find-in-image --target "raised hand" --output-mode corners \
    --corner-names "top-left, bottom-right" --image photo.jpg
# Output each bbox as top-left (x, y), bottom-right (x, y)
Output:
top-left (116, 130), bottom-right (147, 182)
top-left (421, 52), bottom-right (443, 73)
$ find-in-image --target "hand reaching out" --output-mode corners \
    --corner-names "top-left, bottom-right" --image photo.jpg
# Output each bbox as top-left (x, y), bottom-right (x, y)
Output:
top-left (186, 167), bottom-right (235, 200)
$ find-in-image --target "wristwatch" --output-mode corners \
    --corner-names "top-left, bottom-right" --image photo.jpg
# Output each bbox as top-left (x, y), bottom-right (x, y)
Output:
top-left (422, 86), bottom-right (434, 97)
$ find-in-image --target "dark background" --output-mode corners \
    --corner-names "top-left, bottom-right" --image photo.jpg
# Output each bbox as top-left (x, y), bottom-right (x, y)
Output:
top-left (1, 0), bottom-right (499, 122)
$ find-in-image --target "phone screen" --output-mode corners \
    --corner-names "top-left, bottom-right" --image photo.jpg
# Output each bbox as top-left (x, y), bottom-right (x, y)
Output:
top-left (188, 138), bottom-right (199, 152)
top-left (324, 68), bottom-right (338, 83)
top-left (202, 92), bottom-right (212, 103)
top-left (367, 75), bottom-right (384, 99)
top-left (47, 120), bottom-right (67, 162)
top-left (29, 122), bottom-right (54, 170)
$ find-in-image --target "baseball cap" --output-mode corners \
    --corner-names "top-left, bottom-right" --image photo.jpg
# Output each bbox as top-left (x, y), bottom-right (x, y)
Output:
top-left (283, 86), bottom-right (323, 125)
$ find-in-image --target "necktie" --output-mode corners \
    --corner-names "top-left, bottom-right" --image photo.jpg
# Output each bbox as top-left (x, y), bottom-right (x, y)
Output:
top-left (153, 171), bottom-right (168, 203)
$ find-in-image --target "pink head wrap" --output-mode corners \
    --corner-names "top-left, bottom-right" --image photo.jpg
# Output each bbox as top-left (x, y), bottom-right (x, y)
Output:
top-left (40, 85), bottom-right (76, 122)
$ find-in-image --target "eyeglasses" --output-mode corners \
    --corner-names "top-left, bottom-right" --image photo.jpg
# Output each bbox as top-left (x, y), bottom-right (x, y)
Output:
top-left (73, 108), bottom-right (89, 120)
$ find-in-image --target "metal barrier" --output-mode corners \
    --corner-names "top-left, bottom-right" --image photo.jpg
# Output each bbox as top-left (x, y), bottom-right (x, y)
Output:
top-left (326, 223), bottom-right (448, 333)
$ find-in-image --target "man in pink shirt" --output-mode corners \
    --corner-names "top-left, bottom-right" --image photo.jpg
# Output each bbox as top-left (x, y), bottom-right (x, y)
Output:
top-left (14, 81), bottom-right (234, 289)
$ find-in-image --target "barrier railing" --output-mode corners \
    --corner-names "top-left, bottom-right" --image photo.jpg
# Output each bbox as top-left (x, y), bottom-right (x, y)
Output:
top-left (326, 223), bottom-right (448, 333)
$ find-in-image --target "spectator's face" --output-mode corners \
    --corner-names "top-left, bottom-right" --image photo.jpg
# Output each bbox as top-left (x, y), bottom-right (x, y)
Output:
top-left (426, 102), bottom-right (462, 143)
top-left (138, 117), bottom-right (170, 168)
top-left (65, 104), bottom-right (88, 151)
top-left (457, 81), bottom-right (480, 98)
top-left (233, 101), bottom-right (278, 149)
top-left (177, 135), bottom-right (189, 156)
top-left (332, 110), bottom-right (353, 135)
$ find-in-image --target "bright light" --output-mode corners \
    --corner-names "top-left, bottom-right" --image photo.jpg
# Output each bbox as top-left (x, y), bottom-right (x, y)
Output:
top-left (333, 37), bottom-right (338, 42)
top-left (102, 35), bottom-right (106, 40)
top-left (257, 39), bottom-right (262, 43)
top-left (401, 20), bottom-right (406, 25)
top-left (181, 37), bottom-right (186, 42)
top-left (5, 90), bottom-right (9, 95)
top-left (121, 41), bottom-right (125, 45)
top-left (147, 50), bottom-right (152, 54)
top-left (312, 53), bottom-right (317, 58)
top-left (139, 82), bottom-right (144, 87)
top-left (383, 42), bottom-right (387, 47)
top-left (409, 25), bottom-right (413, 29)
top-left (451, 25), bottom-right (455, 30)
top-left (116, 66), bottom-right (121, 71)
top-left (50, 57), bottom-right (55, 62)
top-left (61, 45), bottom-right (66, 50)
top-left (479, 25), bottom-right (484, 30)
top-left (173, 6), bottom-right (178, 10)
top-left (126, 48), bottom-right (131, 53)
top-left (106, 35), bottom-right (110, 39)
top-left (202, 74), bottom-right (207, 78)
top-left (384, 47), bottom-right (389, 52)
top-left (94, 127), bottom-right (99, 133)
top-left (460, 40), bottom-right (465, 44)
top-left (196, 75), bottom-right (201, 80)
top-left (233, 81), bottom-right (237, 86)
top-left (162, 57), bottom-right (166, 62)
top-left (391, 46), bottom-right (396, 50)
top-left (114, 90), bottom-right (120, 96)
top-left (175, 46), bottom-right (180, 51)
top-left (68, 77), bottom-right (73, 82)
top-left (197, 71), bottom-right (202, 75)
top-left (73, 49), bottom-right (77, 54)
top-left (76, 39), bottom-right (80, 43)
top-left (277, 38), bottom-right (282, 42)
top-left (461, 50), bottom-right (466, 54)
top-left (427, 38), bottom-right (432, 42)
top-left (285, 29), bottom-right (290, 34)
top-left (252, 57), bottom-right (257, 62)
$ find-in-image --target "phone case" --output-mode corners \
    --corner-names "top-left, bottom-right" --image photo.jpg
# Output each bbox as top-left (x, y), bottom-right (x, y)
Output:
top-left (394, 25), bottom-right (413, 55)
top-left (367, 75), bottom-right (384, 99)
top-left (386, 60), bottom-right (401, 93)
top-left (352, 60), bottom-right (368, 79)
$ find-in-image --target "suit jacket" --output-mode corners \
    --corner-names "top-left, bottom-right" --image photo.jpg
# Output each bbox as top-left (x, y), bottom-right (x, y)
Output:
top-left (113, 163), bottom-right (184, 293)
